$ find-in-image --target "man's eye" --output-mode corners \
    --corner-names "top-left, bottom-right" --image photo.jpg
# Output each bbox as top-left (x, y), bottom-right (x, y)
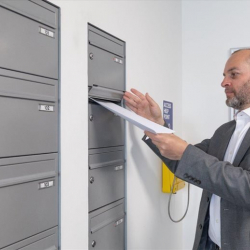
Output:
top-left (231, 72), bottom-right (239, 78)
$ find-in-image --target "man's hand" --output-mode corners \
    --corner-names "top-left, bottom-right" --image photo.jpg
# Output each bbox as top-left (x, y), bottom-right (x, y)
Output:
top-left (145, 131), bottom-right (188, 160)
top-left (123, 88), bottom-right (164, 125)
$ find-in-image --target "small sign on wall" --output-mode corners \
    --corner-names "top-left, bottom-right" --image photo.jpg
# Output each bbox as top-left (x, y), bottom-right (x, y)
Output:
top-left (163, 100), bottom-right (173, 129)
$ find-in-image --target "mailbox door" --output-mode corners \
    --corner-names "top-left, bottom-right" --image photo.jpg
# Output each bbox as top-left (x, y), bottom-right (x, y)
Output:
top-left (0, 1), bottom-right (59, 79)
top-left (89, 150), bottom-right (125, 211)
top-left (88, 102), bottom-right (125, 149)
top-left (89, 200), bottom-right (125, 250)
top-left (0, 154), bottom-right (58, 249)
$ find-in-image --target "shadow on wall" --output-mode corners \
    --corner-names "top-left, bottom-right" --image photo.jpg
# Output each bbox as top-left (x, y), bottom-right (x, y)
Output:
top-left (127, 123), bottom-right (186, 249)
top-left (128, 123), bottom-right (159, 197)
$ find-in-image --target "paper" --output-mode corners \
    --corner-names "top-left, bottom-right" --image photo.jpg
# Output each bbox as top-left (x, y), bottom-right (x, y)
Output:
top-left (90, 98), bottom-right (174, 134)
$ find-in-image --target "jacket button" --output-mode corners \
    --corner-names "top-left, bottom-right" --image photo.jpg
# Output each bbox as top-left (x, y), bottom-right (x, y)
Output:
top-left (196, 180), bottom-right (201, 185)
top-left (199, 224), bottom-right (202, 230)
top-left (184, 173), bottom-right (188, 178)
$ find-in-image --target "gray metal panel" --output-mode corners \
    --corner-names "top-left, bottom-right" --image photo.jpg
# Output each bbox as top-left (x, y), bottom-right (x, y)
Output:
top-left (0, 153), bottom-right (57, 188)
top-left (88, 87), bottom-right (124, 102)
top-left (89, 31), bottom-right (124, 57)
top-left (88, 146), bottom-right (124, 155)
top-left (19, 235), bottom-right (57, 250)
top-left (0, 68), bottom-right (58, 87)
top-left (0, 6), bottom-right (58, 79)
top-left (0, 73), bottom-right (57, 102)
top-left (1, 227), bottom-right (58, 250)
top-left (88, 45), bottom-right (125, 92)
top-left (0, 154), bottom-right (58, 249)
top-left (0, 0), bottom-right (58, 28)
top-left (0, 75), bottom-right (58, 157)
top-left (88, 102), bottom-right (124, 149)
top-left (89, 150), bottom-right (125, 211)
top-left (89, 200), bottom-right (125, 250)
top-left (88, 24), bottom-right (124, 50)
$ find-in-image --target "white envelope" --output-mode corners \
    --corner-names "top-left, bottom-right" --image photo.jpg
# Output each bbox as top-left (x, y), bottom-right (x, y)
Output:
top-left (90, 98), bottom-right (174, 134)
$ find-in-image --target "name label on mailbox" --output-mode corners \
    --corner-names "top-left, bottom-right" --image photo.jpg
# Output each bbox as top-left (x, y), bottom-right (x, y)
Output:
top-left (115, 218), bottom-right (124, 227)
top-left (39, 104), bottom-right (54, 112)
top-left (39, 27), bottom-right (55, 38)
top-left (39, 180), bottom-right (54, 189)
top-left (114, 165), bottom-right (123, 171)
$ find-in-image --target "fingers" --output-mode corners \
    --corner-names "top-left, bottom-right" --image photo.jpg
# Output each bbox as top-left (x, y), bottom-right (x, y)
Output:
top-left (123, 94), bottom-right (138, 108)
top-left (130, 88), bottom-right (146, 100)
top-left (145, 131), bottom-right (161, 143)
top-left (145, 131), bottom-right (170, 144)
top-left (124, 91), bottom-right (141, 104)
top-left (144, 130), bottom-right (156, 138)
top-left (145, 93), bottom-right (157, 107)
top-left (124, 101), bottom-right (137, 113)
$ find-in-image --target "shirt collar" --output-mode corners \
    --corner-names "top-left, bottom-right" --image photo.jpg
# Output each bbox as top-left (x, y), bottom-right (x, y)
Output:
top-left (235, 107), bottom-right (250, 121)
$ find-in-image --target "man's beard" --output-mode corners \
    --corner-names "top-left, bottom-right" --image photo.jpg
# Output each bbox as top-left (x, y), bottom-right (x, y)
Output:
top-left (226, 80), bottom-right (250, 110)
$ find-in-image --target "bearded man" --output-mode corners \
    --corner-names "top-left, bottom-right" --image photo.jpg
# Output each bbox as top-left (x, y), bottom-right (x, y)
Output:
top-left (123, 49), bottom-right (250, 250)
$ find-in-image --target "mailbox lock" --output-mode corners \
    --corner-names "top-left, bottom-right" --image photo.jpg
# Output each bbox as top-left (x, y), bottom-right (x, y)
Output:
top-left (90, 177), bottom-right (94, 184)
top-left (89, 115), bottom-right (94, 121)
top-left (89, 53), bottom-right (94, 60)
top-left (91, 240), bottom-right (96, 247)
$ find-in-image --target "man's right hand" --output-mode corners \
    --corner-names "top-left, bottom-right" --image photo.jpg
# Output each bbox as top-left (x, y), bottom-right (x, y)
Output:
top-left (123, 88), bottom-right (164, 126)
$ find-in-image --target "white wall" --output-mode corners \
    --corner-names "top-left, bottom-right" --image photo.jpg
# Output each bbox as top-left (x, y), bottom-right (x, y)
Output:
top-left (49, 1), bottom-right (250, 249)
top-left (50, 0), bottom-right (184, 249)
top-left (182, 1), bottom-right (250, 249)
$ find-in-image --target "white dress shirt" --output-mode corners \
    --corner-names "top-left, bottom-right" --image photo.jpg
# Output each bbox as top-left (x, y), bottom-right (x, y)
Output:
top-left (208, 107), bottom-right (250, 247)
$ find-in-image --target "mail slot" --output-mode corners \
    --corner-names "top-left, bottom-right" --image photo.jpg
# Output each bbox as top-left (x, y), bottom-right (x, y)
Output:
top-left (1, 227), bottom-right (58, 250)
top-left (0, 154), bottom-right (58, 249)
top-left (0, 70), bottom-right (58, 157)
top-left (88, 102), bottom-right (124, 149)
top-left (88, 24), bottom-right (125, 92)
top-left (0, 2), bottom-right (58, 78)
top-left (89, 199), bottom-right (125, 250)
top-left (89, 150), bottom-right (125, 211)
top-left (16, 233), bottom-right (57, 250)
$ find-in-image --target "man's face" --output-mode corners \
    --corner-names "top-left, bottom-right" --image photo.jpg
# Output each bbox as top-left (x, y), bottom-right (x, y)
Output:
top-left (222, 50), bottom-right (250, 110)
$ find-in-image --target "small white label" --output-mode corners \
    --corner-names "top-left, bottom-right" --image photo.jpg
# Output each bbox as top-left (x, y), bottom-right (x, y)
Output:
top-left (39, 180), bottom-right (54, 189)
top-left (114, 165), bottom-right (123, 171)
top-left (114, 57), bottom-right (123, 64)
top-left (39, 27), bottom-right (55, 38)
top-left (39, 104), bottom-right (54, 112)
top-left (115, 218), bottom-right (123, 227)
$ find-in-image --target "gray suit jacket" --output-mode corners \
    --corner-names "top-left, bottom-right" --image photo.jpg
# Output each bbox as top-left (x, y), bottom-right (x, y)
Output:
top-left (143, 120), bottom-right (250, 250)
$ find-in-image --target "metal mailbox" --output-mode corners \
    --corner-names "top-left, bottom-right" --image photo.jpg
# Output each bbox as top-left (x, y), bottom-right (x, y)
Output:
top-left (88, 23), bottom-right (126, 250)
top-left (88, 25), bottom-right (125, 92)
top-left (0, 1), bottom-right (59, 79)
top-left (0, 70), bottom-right (58, 157)
top-left (0, 153), bottom-right (58, 249)
top-left (0, 1), bottom-right (60, 248)
top-left (1, 227), bottom-right (58, 250)
top-left (88, 102), bottom-right (124, 149)
top-left (89, 200), bottom-right (125, 250)
top-left (89, 149), bottom-right (125, 211)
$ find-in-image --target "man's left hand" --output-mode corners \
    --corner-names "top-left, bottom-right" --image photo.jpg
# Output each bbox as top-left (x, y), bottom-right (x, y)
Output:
top-left (145, 131), bottom-right (188, 160)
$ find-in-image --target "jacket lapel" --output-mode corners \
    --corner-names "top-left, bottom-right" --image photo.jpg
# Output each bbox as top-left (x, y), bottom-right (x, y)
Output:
top-left (217, 121), bottom-right (236, 161)
top-left (233, 127), bottom-right (250, 167)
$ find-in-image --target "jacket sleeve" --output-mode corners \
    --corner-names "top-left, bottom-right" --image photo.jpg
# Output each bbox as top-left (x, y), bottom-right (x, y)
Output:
top-left (142, 124), bottom-right (250, 209)
top-left (142, 120), bottom-right (211, 173)
top-left (175, 144), bottom-right (250, 209)
top-left (142, 135), bottom-right (210, 173)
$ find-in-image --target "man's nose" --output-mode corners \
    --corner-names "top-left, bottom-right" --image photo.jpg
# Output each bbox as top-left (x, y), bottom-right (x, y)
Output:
top-left (221, 77), bottom-right (231, 87)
